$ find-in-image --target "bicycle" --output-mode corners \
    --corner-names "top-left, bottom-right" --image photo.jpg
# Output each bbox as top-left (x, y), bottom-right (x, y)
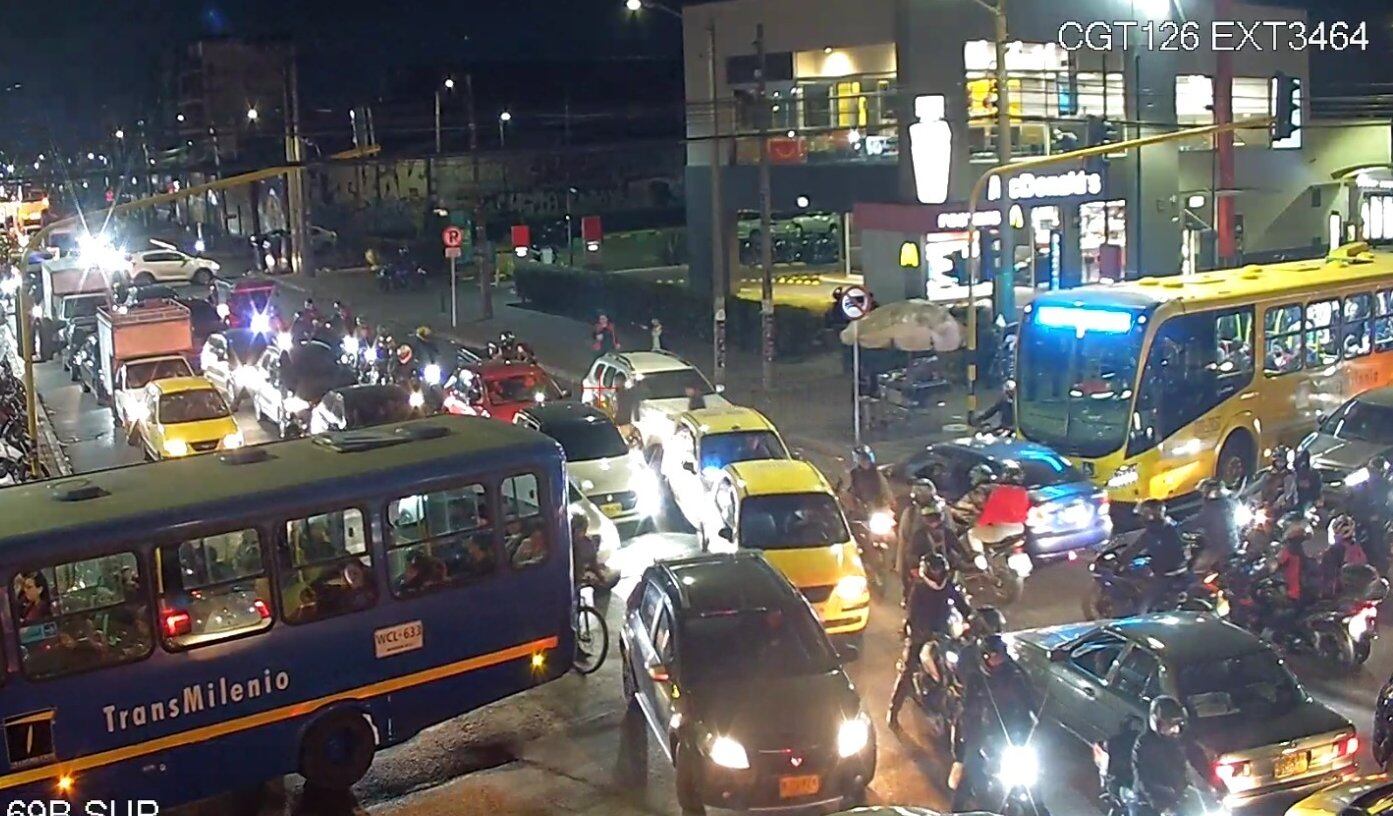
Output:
top-left (573, 582), bottom-right (609, 675)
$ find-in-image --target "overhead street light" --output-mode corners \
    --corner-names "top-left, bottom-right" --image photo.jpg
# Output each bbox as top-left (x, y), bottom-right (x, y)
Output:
top-left (498, 110), bottom-right (512, 148)
top-left (444, 77), bottom-right (455, 90)
top-left (246, 107), bottom-right (259, 122)
top-left (114, 129), bottom-right (124, 140)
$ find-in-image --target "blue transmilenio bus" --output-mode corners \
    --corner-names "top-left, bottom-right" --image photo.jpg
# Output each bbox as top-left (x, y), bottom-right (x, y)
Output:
top-left (0, 415), bottom-right (572, 808)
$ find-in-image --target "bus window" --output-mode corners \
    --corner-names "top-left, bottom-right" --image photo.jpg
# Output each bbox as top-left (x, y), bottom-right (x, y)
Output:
top-left (1343, 293), bottom-right (1373, 359)
top-left (1129, 307), bottom-right (1254, 455)
top-left (157, 528), bottom-right (273, 650)
top-left (280, 509), bottom-right (377, 624)
top-left (386, 484), bottom-right (497, 597)
top-left (1375, 290), bottom-right (1393, 352)
top-left (1306, 299), bottom-right (1340, 367)
top-left (11, 553), bottom-right (152, 680)
top-left (501, 474), bottom-right (548, 569)
top-left (1263, 304), bottom-right (1303, 376)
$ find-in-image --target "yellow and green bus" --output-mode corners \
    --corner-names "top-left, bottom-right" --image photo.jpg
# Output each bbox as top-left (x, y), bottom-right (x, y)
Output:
top-left (1016, 242), bottom-right (1393, 510)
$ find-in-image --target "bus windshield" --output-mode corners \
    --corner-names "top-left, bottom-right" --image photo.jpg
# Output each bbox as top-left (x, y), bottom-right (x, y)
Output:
top-left (1017, 311), bottom-right (1146, 459)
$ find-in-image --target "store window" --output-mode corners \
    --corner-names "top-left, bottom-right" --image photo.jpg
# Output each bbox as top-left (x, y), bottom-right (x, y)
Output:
top-left (1080, 200), bottom-right (1126, 283)
top-left (964, 41), bottom-right (1068, 158)
top-left (1076, 72), bottom-right (1125, 119)
top-left (1364, 195), bottom-right (1393, 243)
top-left (1174, 76), bottom-right (1274, 150)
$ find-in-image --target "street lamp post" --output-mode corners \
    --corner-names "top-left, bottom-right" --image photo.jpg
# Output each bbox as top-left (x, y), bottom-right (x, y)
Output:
top-left (626, 0), bottom-right (727, 387)
top-left (498, 110), bottom-right (512, 148)
top-left (436, 78), bottom-right (454, 155)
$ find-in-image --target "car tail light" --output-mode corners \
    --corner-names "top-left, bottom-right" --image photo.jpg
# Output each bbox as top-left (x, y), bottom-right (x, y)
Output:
top-left (253, 599), bottom-right (271, 620)
top-left (1214, 758), bottom-right (1252, 791)
top-left (1338, 734), bottom-right (1359, 758)
top-left (161, 609), bottom-right (192, 638)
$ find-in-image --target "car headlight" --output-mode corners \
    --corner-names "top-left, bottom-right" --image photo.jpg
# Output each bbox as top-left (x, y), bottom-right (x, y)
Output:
top-left (634, 470), bottom-right (663, 517)
top-left (162, 439), bottom-right (189, 457)
top-left (127, 401), bottom-right (149, 422)
top-left (1345, 467), bottom-right (1371, 488)
top-left (342, 335), bottom-right (359, 356)
top-left (233, 366), bottom-right (259, 387)
top-left (708, 735), bottom-right (749, 770)
top-left (284, 396), bottom-right (310, 414)
top-left (249, 312), bottom-right (272, 335)
top-left (222, 432), bottom-right (244, 449)
top-left (995, 743), bottom-right (1039, 790)
top-left (1232, 503), bottom-right (1253, 528)
top-left (276, 331), bottom-right (293, 350)
top-left (423, 363), bottom-right (442, 386)
top-left (868, 510), bottom-right (895, 537)
top-left (1106, 465), bottom-right (1139, 490)
top-left (837, 714), bottom-right (871, 758)
top-left (408, 390), bottom-right (425, 408)
top-left (833, 574), bottom-right (868, 604)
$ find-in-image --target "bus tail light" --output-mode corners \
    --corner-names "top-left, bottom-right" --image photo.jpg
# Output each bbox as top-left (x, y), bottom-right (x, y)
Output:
top-left (253, 599), bottom-right (271, 620)
top-left (161, 609), bottom-right (192, 638)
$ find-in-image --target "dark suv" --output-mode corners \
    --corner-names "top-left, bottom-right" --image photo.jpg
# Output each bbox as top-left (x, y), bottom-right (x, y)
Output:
top-left (619, 552), bottom-right (874, 815)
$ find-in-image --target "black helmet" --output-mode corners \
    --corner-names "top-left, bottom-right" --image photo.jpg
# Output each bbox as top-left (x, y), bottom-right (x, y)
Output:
top-left (1137, 499), bottom-right (1166, 524)
top-left (919, 553), bottom-right (950, 589)
top-left (303, 297), bottom-right (315, 309)
top-left (1177, 597), bottom-right (1215, 614)
top-left (1197, 478), bottom-right (1225, 501)
top-left (980, 634), bottom-right (1009, 672)
top-left (332, 299), bottom-right (343, 310)
top-left (1282, 517), bottom-right (1312, 544)
top-left (500, 330), bottom-right (516, 344)
top-left (853, 445), bottom-right (875, 466)
top-left (968, 464), bottom-right (997, 489)
top-left (975, 605), bottom-right (1006, 636)
top-left (1000, 461), bottom-right (1025, 485)
top-left (1148, 695), bottom-right (1187, 737)
top-left (1270, 445), bottom-right (1292, 470)
top-left (919, 502), bottom-right (945, 523)
top-left (1294, 449), bottom-right (1312, 470)
top-left (910, 478), bottom-right (939, 505)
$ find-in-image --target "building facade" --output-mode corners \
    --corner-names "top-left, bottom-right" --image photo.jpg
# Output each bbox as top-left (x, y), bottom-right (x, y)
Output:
top-left (682, 0), bottom-right (1391, 303)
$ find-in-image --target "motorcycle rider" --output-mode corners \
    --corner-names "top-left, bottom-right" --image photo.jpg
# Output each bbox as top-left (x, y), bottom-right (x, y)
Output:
top-left (1135, 499), bottom-right (1188, 613)
top-left (842, 445), bottom-right (894, 520)
top-left (950, 464), bottom-right (999, 531)
top-left (1259, 445), bottom-right (1294, 513)
top-left (1346, 454), bottom-right (1393, 575)
top-left (1131, 696), bottom-right (1200, 816)
top-left (1101, 716), bottom-right (1144, 816)
top-left (331, 300), bottom-right (353, 332)
top-left (1265, 519), bottom-right (1315, 642)
top-left (1321, 514), bottom-right (1369, 597)
top-left (1184, 478), bottom-right (1241, 573)
top-left (950, 632), bottom-right (1038, 811)
top-left (1289, 449), bottom-right (1324, 510)
top-left (897, 477), bottom-right (943, 558)
top-left (888, 553), bottom-right (972, 729)
top-left (898, 497), bottom-right (956, 601)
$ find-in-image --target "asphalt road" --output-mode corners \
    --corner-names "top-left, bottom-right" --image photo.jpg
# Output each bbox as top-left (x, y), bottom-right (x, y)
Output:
top-left (25, 262), bottom-right (1393, 815)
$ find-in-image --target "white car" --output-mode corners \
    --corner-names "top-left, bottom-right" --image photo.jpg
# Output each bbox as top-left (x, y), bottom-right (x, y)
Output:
top-left (128, 249), bottom-right (220, 286)
top-left (113, 355), bottom-right (196, 428)
top-left (581, 350), bottom-right (730, 457)
top-left (660, 406), bottom-right (791, 531)
top-left (515, 402), bottom-right (660, 536)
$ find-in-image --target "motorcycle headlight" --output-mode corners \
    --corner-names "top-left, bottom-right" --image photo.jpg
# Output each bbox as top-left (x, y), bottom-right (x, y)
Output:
top-left (634, 470), bottom-right (663, 517)
top-left (707, 735), bottom-right (749, 770)
top-left (868, 510), bottom-right (895, 537)
top-left (162, 438), bottom-right (189, 457)
top-left (423, 363), bottom-right (442, 386)
top-left (974, 554), bottom-right (989, 571)
top-left (408, 390), bottom-right (426, 408)
top-left (1233, 503), bottom-right (1253, 528)
top-left (276, 331), bottom-right (293, 350)
top-left (249, 312), bottom-right (272, 335)
top-left (836, 714), bottom-right (871, 758)
top-left (221, 432), bottom-right (244, 449)
top-left (996, 743), bottom-right (1039, 790)
top-left (342, 335), bottom-right (359, 356)
top-left (833, 574), bottom-right (868, 604)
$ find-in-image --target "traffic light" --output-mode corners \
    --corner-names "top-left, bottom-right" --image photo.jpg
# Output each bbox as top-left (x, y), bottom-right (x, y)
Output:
top-left (1274, 71), bottom-right (1301, 141)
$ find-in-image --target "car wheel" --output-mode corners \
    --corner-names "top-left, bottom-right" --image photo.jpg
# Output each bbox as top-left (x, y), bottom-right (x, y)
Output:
top-left (620, 646), bottom-right (638, 705)
top-left (1217, 432), bottom-right (1254, 489)
top-left (193, 267), bottom-right (213, 285)
top-left (134, 272), bottom-right (156, 286)
top-left (674, 742), bottom-right (706, 816)
top-left (298, 710), bottom-right (376, 791)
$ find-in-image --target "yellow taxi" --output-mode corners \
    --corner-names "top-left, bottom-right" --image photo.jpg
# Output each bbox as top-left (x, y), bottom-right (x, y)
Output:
top-left (704, 459), bottom-right (870, 637)
top-left (660, 405), bottom-right (791, 530)
top-left (1286, 775), bottom-right (1393, 816)
top-left (130, 376), bottom-right (243, 461)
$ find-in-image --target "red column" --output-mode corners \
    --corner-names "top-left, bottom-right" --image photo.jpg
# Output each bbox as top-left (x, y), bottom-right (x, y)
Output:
top-left (1215, 0), bottom-right (1236, 262)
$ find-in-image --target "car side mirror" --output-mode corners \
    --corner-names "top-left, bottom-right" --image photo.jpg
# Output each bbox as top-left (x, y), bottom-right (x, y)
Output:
top-left (560, 388), bottom-right (572, 399)
top-left (1315, 411), bottom-right (1326, 426)
top-left (646, 661), bottom-right (670, 683)
top-left (682, 461), bottom-right (697, 474)
top-left (718, 526), bottom-right (734, 542)
top-left (837, 642), bottom-right (861, 664)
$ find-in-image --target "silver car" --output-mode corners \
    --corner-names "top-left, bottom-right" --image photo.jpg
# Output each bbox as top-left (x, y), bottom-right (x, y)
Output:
top-left (1299, 387), bottom-right (1393, 486)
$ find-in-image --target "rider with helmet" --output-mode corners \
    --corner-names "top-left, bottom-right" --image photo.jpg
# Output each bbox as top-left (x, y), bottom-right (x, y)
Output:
top-left (1259, 445), bottom-right (1293, 511)
top-left (1346, 454), bottom-right (1393, 575)
top-left (950, 631), bottom-right (1038, 811)
top-left (1289, 449), bottom-right (1324, 510)
top-left (888, 553), bottom-right (972, 729)
top-left (1130, 697), bottom-right (1199, 816)
top-left (842, 445), bottom-right (894, 519)
top-left (1321, 514), bottom-right (1369, 597)
top-left (898, 486), bottom-right (956, 600)
top-left (1183, 478), bottom-right (1241, 573)
top-left (950, 464), bottom-right (999, 531)
top-left (1136, 500), bottom-right (1188, 613)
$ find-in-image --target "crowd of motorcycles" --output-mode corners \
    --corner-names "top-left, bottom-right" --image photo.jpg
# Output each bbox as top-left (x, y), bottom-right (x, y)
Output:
top-left (0, 357), bottom-right (36, 485)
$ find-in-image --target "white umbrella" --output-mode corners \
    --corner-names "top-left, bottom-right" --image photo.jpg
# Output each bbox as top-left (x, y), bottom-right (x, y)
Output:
top-left (839, 299), bottom-right (964, 352)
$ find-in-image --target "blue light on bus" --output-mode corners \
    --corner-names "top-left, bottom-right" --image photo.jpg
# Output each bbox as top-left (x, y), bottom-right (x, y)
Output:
top-left (1035, 305), bottom-right (1134, 334)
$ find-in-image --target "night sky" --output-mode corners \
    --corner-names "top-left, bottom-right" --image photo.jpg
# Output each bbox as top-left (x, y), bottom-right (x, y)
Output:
top-left (0, 0), bottom-right (1388, 155)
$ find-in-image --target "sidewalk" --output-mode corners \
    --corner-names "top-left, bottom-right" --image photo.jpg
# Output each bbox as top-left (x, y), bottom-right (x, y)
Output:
top-left (222, 248), bottom-right (975, 467)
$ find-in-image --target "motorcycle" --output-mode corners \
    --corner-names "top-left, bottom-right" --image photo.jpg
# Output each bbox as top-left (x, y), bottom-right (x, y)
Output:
top-left (849, 507), bottom-right (896, 595)
top-left (375, 248), bottom-right (429, 292)
top-left (955, 714), bottom-right (1051, 816)
top-left (956, 528), bottom-right (1030, 607)
top-left (1085, 533), bottom-right (1208, 620)
top-left (908, 607), bottom-right (992, 751)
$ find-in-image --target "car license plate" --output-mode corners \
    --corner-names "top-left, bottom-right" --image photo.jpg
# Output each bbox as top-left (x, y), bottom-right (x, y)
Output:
top-left (600, 502), bottom-right (623, 518)
top-left (1274, 751), bottom-right (1308, 779)
top-left (779, 774), bottom-right (821, 799)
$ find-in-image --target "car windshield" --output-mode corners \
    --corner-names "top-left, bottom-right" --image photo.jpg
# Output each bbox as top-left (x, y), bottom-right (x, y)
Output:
top-left (159, 390), bottom-right (230, 423)
top-left (488, 372), bottom-right (563, 404)
top-left (344, 392), bottom-right (412, 428)
top-left (290, 343), bottom-right (339, 373)
top-left (1320, 399), bottom-right (1393, 445)
top-left (739, 493), bottom-right (849, 549)
top-left (700, 431), bottom-right (788, 470)
top-left (1177, 650), bottom-right (1303, 719)
top-left (62, 295), bottom-right (105, 319)
top-left (126, 358), bottom-right (193, 389)
top-left (682, 609), bottom-right (837, 684)
top-left (637, 368), bottom-right (714, 401)
top-left (548, 418), bottom-right (628, 461)
top-left (996, 448), bottom-right (1087, 487)
top-left (1017, 307), bottom-right (1146, 459)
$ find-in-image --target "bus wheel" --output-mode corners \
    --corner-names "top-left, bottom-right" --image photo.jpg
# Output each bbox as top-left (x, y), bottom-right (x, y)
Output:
top-left (1217, 433), bottom-right (1254, 489)
top-left (299, 710), bottom-right (376, 791)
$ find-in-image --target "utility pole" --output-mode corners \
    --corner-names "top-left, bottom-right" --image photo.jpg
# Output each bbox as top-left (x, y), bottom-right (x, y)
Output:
top-left (991, 0), bottom-right (1014, 320)
top-left (467, 73), bottom-right (492, 320)
top-left (708, 18), bottom-right (727, 390)
top-left (434, 89), bottom-right (443, 154)
top-left (1214, 0), bottom-right (1236, 265)
top-left (284, 47), bottom-right (314, 277)
top-left (756, 23), bottom-right (774, 390)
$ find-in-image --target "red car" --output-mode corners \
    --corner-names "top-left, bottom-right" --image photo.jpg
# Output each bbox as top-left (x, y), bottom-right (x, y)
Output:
top-left (442, 360), bottom-right (566, 422)
top-left (212, 276), bottom-right (279, 335)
